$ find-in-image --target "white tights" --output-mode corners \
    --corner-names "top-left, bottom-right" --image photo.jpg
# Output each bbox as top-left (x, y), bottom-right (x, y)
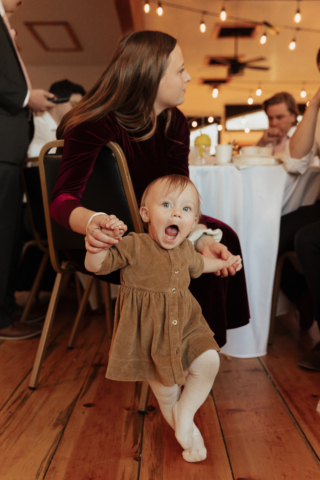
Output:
top-left (148, 349), bottom-right (220, 463)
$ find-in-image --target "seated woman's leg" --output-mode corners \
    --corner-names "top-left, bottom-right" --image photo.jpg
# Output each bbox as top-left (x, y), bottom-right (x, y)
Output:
top-left (189, 216), bottom-right (250, 347)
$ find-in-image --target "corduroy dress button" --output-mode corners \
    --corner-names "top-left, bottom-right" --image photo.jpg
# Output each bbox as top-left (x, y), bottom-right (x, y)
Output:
top-left (172, 320), bottom-right (178, 325)
top-left (172, 288), bottom-right (176, 293)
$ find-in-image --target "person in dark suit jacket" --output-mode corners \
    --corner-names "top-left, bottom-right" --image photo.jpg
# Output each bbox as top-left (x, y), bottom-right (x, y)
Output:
top-left (0, 0), bottom-right (54, 339)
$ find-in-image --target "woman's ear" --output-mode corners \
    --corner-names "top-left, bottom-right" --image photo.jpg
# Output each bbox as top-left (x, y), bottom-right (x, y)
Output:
top-left (140, 206), bottom-right (149, 223)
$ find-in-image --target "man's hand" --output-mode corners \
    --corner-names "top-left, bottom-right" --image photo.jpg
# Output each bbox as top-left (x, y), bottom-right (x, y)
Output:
top-left (257, 127), bottom-right (283, 146)
top-left (196, 234), bottom-right (242, 277)
top-left (27, 89), bottom-right (54, 113)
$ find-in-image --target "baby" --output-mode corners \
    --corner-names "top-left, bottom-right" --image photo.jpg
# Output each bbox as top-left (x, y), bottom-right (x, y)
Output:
top-left (85, 174), bottom-right (241, 463)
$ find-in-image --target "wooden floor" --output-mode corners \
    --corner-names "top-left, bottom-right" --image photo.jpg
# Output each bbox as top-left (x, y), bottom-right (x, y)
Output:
top-left (1, 287), bottom-right (320, 480)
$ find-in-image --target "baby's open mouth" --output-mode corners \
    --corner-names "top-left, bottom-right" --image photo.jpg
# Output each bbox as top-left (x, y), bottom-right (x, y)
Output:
top-left (165, 225), bottom-right (179, 239)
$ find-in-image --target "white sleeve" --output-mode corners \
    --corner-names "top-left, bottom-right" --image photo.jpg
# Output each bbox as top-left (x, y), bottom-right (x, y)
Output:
top-left (282, 139), bottom-right (317, 175)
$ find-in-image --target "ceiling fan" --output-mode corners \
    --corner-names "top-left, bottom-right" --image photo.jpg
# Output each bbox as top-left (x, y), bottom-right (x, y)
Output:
top-left (211, 36), bottom-right (270, 77)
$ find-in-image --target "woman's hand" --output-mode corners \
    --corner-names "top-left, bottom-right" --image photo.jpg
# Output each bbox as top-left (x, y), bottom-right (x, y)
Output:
top-left (196, 234), bottom-right (242, 277)
top-left (85, 214), bottom-right (127, 253)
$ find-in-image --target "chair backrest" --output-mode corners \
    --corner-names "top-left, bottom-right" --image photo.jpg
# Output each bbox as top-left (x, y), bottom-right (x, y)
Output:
top-left (22, 158), bottom-right (47, 251)
top-left (38, 140), bottom-right (144, 274)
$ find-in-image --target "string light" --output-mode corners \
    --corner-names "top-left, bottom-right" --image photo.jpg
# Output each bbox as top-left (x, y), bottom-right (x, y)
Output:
top-left (260, 32), bottom-right (267, 45)
top-left (156, 2), bottom-right (163, 16)
top-left (289, 37), bottom-right (296, 50)
top-left (256, 87), bottom-right (262, 96)
top-left (306, 100), bottom-right (310, 107)
top-left (212, 87), bottom-right (219, 98)
top-left (294, 1), bottom-right (301, 23)
top-left (220, 5), bottom-right (227, 21)
top-left (245, 127), bottom-right (250, 133)
top-left (247, 95), bottom-right (253, 105)
top-left (191, 120), bottom-right (198, 128)
top-left (300, 87), bottom-right (306, 98)
top-left (217, 124), bottom-right (223, 131)
top-left (208, 116), bottom-right (214, 123)
top-left (200, 14), bottom-right (206, 33)
top-left (144, 1), bottom-right (150, 13)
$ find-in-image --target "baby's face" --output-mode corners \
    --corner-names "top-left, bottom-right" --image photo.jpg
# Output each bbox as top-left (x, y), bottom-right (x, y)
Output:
top-left (140, 181), bottom-right (199, 249)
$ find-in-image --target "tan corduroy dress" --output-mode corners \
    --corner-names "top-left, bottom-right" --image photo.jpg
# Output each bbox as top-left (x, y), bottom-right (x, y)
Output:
top-left (97, 233), bottom-right (220, 387)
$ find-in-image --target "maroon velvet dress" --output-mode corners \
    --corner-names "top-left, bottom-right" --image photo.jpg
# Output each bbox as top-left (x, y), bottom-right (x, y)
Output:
top-left (50, 107), bottom-right (250, 346)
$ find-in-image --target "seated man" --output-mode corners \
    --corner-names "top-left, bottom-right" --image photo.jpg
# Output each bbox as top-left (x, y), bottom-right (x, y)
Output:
top-left (280, 87), bottom-right (320, 371)
top-left (256, 92), bottom-right (299, 155)
top-left (28, 79), bottom-right (85, 157)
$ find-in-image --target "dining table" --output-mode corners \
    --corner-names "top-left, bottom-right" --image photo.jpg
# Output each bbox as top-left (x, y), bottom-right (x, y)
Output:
top-left (189, 163), bottom-right (320, 358)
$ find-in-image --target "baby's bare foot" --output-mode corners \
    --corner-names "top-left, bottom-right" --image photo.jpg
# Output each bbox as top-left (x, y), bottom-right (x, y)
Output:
top-left (182, 425), bottom-right (207, 463)
top-left (172, 403), bottom-right (193, 450)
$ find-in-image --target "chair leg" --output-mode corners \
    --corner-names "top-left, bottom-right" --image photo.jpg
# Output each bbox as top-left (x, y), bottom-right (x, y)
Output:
top-left (268, 255), bottom-right (287, 345)
top-left (67, 275), bottom-right (95, 349)
top-left (95, 278), bottom-right (104, 313)
top-left (29, 271), bottom-right (64, 390)
top-left (74, 273), bottom-right (83, 307)
top-left (103, 282), bottom-right (113, 338)
top-left (138, 381), bottom-right (150, 413)
top-left (20, 251), bottom-right (49, 323)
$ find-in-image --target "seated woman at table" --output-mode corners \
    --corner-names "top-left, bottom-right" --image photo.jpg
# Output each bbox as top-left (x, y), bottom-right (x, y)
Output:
top-left (279, 87), bottom-right (320, 370)
top-left (50, 30), bottom-right (250, 348)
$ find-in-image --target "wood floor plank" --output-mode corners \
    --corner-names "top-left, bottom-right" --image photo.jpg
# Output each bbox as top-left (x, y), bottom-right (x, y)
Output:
top-left (261, 321), bottom-right (320, 459)
top-left (45, 334), bottom-right (142, 480)
top-left (0, 292), bottom-right (79, 410)
top-left (213, 355), bottom-right (320, 480)
top-left (0, 315), bottom-right (105, 480)
top-left (139, 390), bottom-right (233, 480)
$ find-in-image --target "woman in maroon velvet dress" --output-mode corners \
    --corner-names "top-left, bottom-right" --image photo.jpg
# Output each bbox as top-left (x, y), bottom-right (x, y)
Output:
top-left (51, 31), bottom-right (250, 347)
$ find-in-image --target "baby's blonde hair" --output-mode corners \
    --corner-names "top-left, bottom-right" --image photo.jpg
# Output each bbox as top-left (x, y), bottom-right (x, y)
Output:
top-left (141, 174), bottom-right (202, 218)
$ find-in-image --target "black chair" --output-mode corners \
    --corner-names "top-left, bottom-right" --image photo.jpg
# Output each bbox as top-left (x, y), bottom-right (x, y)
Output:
top-left (268, 251), bottom-right (302, 344)
top-left (29, 140), bottom-right (149, 412)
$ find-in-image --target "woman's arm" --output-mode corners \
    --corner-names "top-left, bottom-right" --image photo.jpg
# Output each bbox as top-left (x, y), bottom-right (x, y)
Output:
top-left (196, 234), bottom-right (243, 277)
top-left (289, 88), bottom-right (320, 159)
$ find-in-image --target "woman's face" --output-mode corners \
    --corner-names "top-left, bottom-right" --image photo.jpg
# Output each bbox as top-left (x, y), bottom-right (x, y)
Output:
top-left (154, 44), bottom-right (191, 115)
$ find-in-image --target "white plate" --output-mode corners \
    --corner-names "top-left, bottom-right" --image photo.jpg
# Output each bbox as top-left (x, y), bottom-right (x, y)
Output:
top-left (232, 155), bottom-right (281, 166)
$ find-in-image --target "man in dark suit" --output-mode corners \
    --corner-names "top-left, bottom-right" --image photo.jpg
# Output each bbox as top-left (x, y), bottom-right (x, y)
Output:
top-left (0, 0), bottom-right (54, 339)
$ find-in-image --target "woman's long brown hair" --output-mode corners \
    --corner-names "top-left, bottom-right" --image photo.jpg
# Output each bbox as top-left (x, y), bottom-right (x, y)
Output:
top-left (57, 31), bottom-right (177, 140)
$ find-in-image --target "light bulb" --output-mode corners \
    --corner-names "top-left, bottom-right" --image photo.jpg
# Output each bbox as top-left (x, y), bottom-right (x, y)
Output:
top-left (220, 7), bottom-right (227, 21)
top-left (300, 89), bottom-right (306, 98)
top-left (294, 9), bottom-right (301, 23)
top-left (256, 88), bottom-right (262, 96)
top-left (289, 38), bottom-right (296, 50)
top-left (245, 127), bottom-right (250, 133)
top-left (306, 100), bottom-right (310, 107)
top-left (208, 116), bottom-right (214, 123)
top-left (217, 124), bottom-right (223, 131)
top-left (200, 21), bottom-right (206, 33)
top-left (260, 33), bottom-right (267, 45)
top-left (212, 88), bottom-right (219, 98)
top-left (144, 1), bottom-right (150, 13)
top-left (157, 2), bottom-right (163, 16)
top-left (248, 96), bottom-right (253, 105)
top-left (191, 121), bottom-right (198, 128)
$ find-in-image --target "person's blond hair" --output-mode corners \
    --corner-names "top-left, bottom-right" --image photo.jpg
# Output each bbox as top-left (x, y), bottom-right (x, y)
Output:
top-left (141, 174), bottom-right (202, 218)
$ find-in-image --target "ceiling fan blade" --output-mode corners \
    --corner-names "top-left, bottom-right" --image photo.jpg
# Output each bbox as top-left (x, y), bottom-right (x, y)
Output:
top-left (244, 57), bottom-right (267, 64)
top-left (210, 59), bottom-right (230, 66)
top-left (245, 65), bottom-right (270, 71)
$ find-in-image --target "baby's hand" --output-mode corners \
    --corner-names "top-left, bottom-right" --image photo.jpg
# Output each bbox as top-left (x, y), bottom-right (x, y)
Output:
top-left (100, 215), bottom-right (127, 240)
top-left (224, 254), bottom-right (242, 271)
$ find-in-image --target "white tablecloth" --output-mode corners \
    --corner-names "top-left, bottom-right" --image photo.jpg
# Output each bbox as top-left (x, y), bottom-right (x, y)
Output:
top-left (189, 164), bottom-right (320, 357)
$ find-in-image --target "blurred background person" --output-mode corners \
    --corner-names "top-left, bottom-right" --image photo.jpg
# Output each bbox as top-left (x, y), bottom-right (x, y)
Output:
top-left (28, 79), bottom-right (86, 157)
top-left (256, 92), bottom-right (299, 155)
top-left (0, 0), bottom-right (54, 339)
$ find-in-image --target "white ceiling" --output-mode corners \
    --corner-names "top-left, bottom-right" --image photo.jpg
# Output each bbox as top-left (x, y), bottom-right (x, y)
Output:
top-left (9, 0), bottom-right (320, 120)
